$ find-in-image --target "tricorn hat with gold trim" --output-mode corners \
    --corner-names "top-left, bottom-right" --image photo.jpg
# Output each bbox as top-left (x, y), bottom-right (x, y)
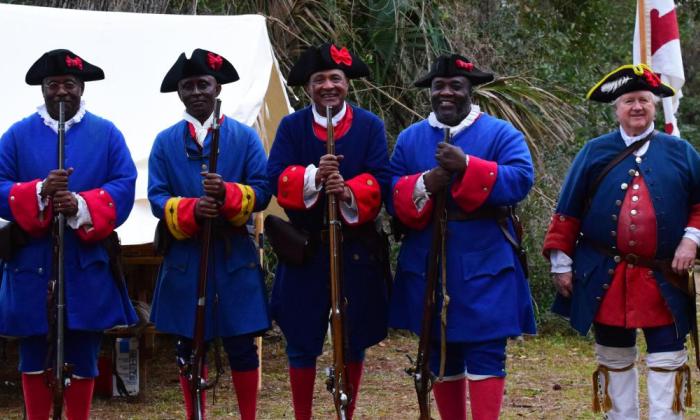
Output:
top-left (586, 64), bottom-right (675, 103)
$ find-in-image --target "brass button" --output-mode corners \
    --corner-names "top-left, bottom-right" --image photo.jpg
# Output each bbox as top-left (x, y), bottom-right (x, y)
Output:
top-left (394, 189), bottom-right (399, 195)
top-left (648, 270), bottom-right (654, 276)
top-left (108, 202), bottom-right (113, 207)
top-left (282, 176), bottom-right (289, 183)
top-left (635, 170), bottom-right (640, 176)
top-left (99, 190), bottom-right (105, 195)
top-left (610, 231), bottom-right (617, 237)
top-left (10, 196), bottom-right (14, 201)
top-left (559, 215), bottom-right (566, 222)
top-left (614, 256), bottom-right (621, 263)
top-left (38, 267), bottom-right (44, 274)
top-left (615, 200), bottom-right (622, 206)
top-left (15, 182), bottom-right (21, 186)
top-left (633, 184), bottom-right (640, 190)
top-left (631, 209), bottom-right (638, 216)
top-left (635, 157), bottom-right (642, 164)
top-left (629, 263), bottom-right (635, 268)
top-left (482, 186), bottom-right (488, 191)
top-left (621, 183), bottom-right (628, 190)
top-left (607, 269), bottom-right (615, 275)
top-left (291, 166), bottom-right (297, 172)
top-left (629, 240), bottom-right (636, 246)
top-left (611, 214), bottom-right (618, 221)
top-left (201, 164), bottom-right (207, 170)
top-left (596, 296), bottom-right (602, 301)
top-left (366, 179), bottom-right (374, 186)
top-left (489, 172), bottom-right (495, 177)
top-left (353, 254), bottom-right (360, 261)
top-left (632, 196), bottom-right (639, 202)
top-left (630, 224), bottom-right (637, 231)
top-left (628, 169), bottom-right (636, 176)
top-left (602, 283), bottom-right (609, 289)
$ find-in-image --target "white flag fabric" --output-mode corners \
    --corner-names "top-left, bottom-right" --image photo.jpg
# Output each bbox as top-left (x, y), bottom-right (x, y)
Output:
top-left (633, 0), bottom-right (685, 136)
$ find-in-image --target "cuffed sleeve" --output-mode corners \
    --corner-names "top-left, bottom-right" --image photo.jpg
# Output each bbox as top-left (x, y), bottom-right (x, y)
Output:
top-left (342, 173), bottom-right (381, 226)
top-left (393, 173), bottom-right (433, 230)
top-left (542, 213), bottom-right (581, 258)
top-left (164, 197), bottom-right (199, 240)
top-left (8, 179), bottom-right (52, 237)
top-left (277, 165), bottom-right (306, 210)
top-left (450, 156), bottom-right (498, 213)
top-left (74, 188), bottom-right (117, 243)
top-left (220, 182), bottom-right (255, 227)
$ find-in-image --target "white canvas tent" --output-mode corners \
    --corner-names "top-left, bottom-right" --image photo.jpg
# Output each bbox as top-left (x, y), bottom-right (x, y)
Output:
top-left (0, 4), bottom-right (292, 244)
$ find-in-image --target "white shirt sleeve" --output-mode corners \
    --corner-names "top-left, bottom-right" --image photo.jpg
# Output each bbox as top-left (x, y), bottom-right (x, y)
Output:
top-left (339, 189), bottom-right (358, 223)
top-left (66, 193), bottom-right (93, 229)
top-left (36, 181), bottom-right (49, 211)
top-left (683, 227), bottom-right (700, 246)
top-left (303, 164), bottom-right (323, 208)
top-left (413, 172), bottom-right (431, 212)
top-left (550, 249), bottom-right (573, 273)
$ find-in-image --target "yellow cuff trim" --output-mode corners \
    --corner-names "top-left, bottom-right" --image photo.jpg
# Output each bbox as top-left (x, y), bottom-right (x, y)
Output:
top-left (229, 184), bottom-right (255, 227)
top-left (165, 197), bottom-right (189, 240)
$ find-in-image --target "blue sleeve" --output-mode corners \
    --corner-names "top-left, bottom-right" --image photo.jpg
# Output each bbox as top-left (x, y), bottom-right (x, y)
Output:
top-left (243, 127), bottom-right (271, 212)
top-left (485, 123), bottom-right (535, 206)
top-left (101, 124), bottom-right (137, 227)
top-left (147, 134), bottom-right (171, 220)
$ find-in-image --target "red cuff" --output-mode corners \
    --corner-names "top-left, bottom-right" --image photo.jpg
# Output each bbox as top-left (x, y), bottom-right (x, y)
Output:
top-left (277, 165), bottom-right (306, 210)
top-left (342, 173), bottom-right (381, 226)
top-left (451, 156), bottom-right (498, 213)
top-left (687, 203), bottom-right (700, 230)
top-left (177, 198), bottom-right (200, 238)
top-left (542, 213), bottom-right (581, 258)
top-left (74, 189), bottom-right (117, 243)
top-left (9, 179), bottom-right (52, 237)
top-left (221, 182), bottom-right (243, 220)
top-left (221, 182), bottom-right (255, 226)
top-left (393, 173), bottom-right (433, 230)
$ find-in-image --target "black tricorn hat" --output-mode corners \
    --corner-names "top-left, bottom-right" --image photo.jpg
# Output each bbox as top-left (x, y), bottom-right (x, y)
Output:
top-left (160, 48), bottom-right (239, 93)
top-left (25, 49), bottom-right (104, 85)
top-left (414, 54), bottom-right (494, 88)
top-left (287, 43), bottom-right (370, 86)
top-left (586, 64), bottom-right (675, 103)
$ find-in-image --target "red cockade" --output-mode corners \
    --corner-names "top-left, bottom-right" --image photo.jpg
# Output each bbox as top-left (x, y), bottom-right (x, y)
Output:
top-left (65, 55), bottom-right (83, 71)
top-left (330, 45), bottom-right (352, 66)
top-left (207, 52), bottom-right (223, 71)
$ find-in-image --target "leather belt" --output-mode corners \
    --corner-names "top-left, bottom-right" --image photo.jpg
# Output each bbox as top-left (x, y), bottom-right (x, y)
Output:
top-left (446, 206), bottom-right (512, 222)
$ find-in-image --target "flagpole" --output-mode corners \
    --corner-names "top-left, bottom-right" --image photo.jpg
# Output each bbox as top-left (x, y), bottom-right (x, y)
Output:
top-left (638, 0), bottom-right (648, 64)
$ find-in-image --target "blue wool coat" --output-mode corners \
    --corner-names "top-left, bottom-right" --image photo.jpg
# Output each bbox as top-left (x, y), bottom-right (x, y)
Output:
top-left (550, 131), bottom-right (700, 337)
top-left (388, 114), bottom-right (537, 342)
top-left (0, 112), bottom-right (137, 336)
top-left (266, 105), bottom-right (391, 355)
top-left (148, 117), bottom-right (271, 340)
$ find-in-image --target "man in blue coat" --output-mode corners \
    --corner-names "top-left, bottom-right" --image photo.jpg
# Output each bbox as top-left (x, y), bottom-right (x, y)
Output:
top-left (544, 64), bottom-right (700, 419)
top-left (389, 54), bottom-right (536, 420)
top-left (0, 49), bottom-right (137, 419)
top-left (266, 43), bottom-right (390, 419)
top-left (148, 49), bottom-right (271, 420)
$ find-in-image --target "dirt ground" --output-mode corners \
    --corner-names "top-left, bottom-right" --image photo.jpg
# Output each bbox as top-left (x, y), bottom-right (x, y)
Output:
top-left (1, 327), bottom-right (700, 419)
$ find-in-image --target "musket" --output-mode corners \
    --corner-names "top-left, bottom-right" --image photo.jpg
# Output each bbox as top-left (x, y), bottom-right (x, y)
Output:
top-left (47, 101), bottom-right (71, 420)
top-left (409, 127), bottom-right (451, 420)
top-left (188, 99), bottom-right (222, 420)
top-left (324, 105), bottom-right (350, 420)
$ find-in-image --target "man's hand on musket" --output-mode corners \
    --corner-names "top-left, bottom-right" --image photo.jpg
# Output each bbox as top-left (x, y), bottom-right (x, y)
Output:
top-left (195, 195), bottom-right (220, 221)
top-left (423, 166), bottom-right (452, 195)
top-left (324, 172), bottom-right (352, 203)
top-left (672, 237), bottom-right (697, 275)
top-left (41, 167), bottom-right (74, 198)
top-left (52, 190), bottom-right (78, 216)
top-left (436, 142), bottom-right (467, 173)
top-left (201, 171), bottom-right (225, 201)
top-left (552, 272), bottom-right (573, 298)
top-left (315, 154), bottom-right (344, 188)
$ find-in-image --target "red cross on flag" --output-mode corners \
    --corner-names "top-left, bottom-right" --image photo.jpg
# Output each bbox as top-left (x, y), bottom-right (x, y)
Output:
top-left (633, 0), bottom-right (684, 136)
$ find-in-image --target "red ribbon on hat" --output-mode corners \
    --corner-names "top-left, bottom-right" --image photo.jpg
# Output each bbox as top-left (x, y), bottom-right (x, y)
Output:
top-left (455, 59), bottom-right (474, 72)
top-left (65, 55), bottom-right (83, 71)
top-left (642, 69), bottom-right (661, 88)
top-left (207, 52), bottom-right (223, 71)
top-left (330, 45), bottom-right (352, 66)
